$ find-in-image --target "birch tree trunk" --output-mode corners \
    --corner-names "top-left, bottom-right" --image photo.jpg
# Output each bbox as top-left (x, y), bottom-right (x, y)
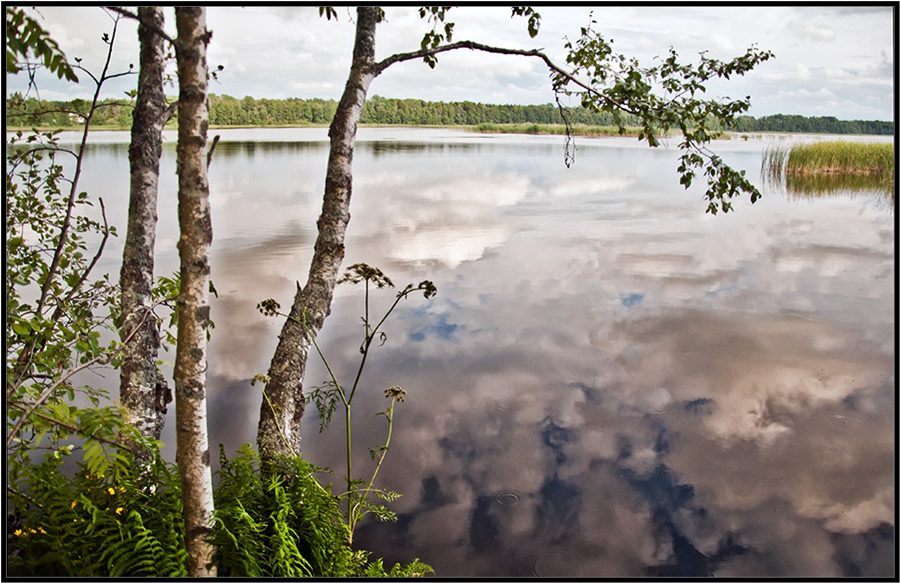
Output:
top-left (254, 7), bottom-right (772, 463)
top-left (257, 6), bottom-right (379, 461)
top-left (119, 6), bottom-right (171, 444)
top-left (173, 7), bottom-right (216, 577)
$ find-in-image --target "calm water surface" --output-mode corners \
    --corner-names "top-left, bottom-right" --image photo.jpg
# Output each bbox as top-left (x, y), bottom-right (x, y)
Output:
top-left (58, 128), bottom-right (894, 577)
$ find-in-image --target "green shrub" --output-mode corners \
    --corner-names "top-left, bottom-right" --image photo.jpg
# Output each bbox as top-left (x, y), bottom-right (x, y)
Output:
top-left (7, 451), bottom-right (188, 577)
top-left (210, 444), bottom-right (434, 577)
top-left (8, 445), bottom-right (433, 577)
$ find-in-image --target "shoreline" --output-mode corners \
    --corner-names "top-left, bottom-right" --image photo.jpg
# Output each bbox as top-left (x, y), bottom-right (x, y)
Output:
top-left (5, 123), bottom-right (894, 140)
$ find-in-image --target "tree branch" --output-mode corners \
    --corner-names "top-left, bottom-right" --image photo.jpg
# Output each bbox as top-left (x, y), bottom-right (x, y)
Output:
top-left (6, 354), bottom-right (109, 448)
top-left (374, 39), bottom-right (543, 75)
top-left (105, 6), bottom-right (176, 46)
top-left (35, 14), bottom-right (121, 318)
top-left (55, 198), bottom-right (111, 314)
top-left (7, 294), bottom-right (167, 448)
top-left (372, 39), bottom-right (625, 112)
top-left (7, 401), bottom-right (135, 452)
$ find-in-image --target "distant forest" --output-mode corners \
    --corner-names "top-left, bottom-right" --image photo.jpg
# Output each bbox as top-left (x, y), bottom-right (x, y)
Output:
top-left (6, 93), bottom-right (895, 136)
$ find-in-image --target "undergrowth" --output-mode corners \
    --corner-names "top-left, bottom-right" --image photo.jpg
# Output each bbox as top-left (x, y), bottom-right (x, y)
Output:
top-left (7, 451), bottom-right (188, 576)
top-left (210, 444), bottom-right (362, 577)
top-left (763, 141), bottom-right (894, 182)
top-left (8, 445), bottom-right (433, 577)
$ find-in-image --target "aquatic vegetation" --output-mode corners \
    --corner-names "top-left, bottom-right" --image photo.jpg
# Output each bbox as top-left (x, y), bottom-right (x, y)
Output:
top-left (470, 122), bottom-right (646, 137)
top-left (763, 141), bottom-right (894, 182)
top-left (762, 141), bottom-right (894, 205)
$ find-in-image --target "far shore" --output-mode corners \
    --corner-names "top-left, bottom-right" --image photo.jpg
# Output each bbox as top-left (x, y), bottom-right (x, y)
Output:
top-left (5, 122), bottom-right (894, 140)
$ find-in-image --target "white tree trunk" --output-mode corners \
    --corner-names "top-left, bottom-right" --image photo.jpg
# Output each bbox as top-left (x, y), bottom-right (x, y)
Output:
top-left (120, 6), bottom-right (170, 444)
top-left (257, 6), bottom-right (378, 461)
top-left (173, 7), bottom-right (216, 576)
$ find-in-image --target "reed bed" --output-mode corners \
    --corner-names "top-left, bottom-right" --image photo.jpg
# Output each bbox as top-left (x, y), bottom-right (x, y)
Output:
top-left (763, 141), bottom-right (894, 183)
top-left (470, 123), bottom-right (645, 138)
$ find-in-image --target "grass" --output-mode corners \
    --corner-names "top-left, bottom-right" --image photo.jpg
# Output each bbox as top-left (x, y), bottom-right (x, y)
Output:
top-left (468, 122), bottom-right (649, 138)
top-left (763, 141), bottom-right (894, 182)
top-left (762, 141), bottom-right (894, 204)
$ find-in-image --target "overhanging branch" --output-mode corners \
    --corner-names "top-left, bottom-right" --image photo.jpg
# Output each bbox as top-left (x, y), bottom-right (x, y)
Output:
top-left (372, 40), bottom-right (624, 111)
top-left (105, 6), bottom-right (176, 46)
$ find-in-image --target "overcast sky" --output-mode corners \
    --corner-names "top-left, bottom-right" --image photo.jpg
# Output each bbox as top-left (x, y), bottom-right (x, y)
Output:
top-left (7, 5), bottom-right (895, 121)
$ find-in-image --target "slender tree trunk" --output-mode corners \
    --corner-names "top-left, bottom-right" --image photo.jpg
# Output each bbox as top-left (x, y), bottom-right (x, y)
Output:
top-left (257, 6), bottom-right (379, 461)
top-left (173, 7), bottom-right (216, 577)
top-left (119, 6), bottom-right (171, 444)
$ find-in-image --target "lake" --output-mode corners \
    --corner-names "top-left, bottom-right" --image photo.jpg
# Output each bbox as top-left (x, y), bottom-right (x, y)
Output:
top-left (54, 127), bottom-right (895, 577)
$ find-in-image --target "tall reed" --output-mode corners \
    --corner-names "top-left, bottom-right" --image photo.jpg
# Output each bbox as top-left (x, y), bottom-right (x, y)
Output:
top-left (763, 141), bottom-right (894, 183)
top-left (471, 122), bottom-right (644, 137)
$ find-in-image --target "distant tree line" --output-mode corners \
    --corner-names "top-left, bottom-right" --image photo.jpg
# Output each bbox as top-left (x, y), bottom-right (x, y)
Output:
top-left (730, 113), bottom-right (893, 135)
top-left (6, 93), bottom-right (894, 135)
top-left (207, 94), bottom-right (642, 127)
top-left (6, 92), bottom-right (135, 127)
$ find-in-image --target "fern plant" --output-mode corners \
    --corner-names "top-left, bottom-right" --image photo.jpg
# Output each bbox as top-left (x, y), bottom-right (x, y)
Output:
top-left (210, 444), bottom-right (358, 576)
top-left (7, 449), bottom-right (188, 577)
top-left (209, 444), bottom-right (433, 577)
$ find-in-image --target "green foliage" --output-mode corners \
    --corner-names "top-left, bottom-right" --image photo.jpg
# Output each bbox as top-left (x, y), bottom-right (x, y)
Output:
top-left (511, 6), bottom-right (541, 38)
top-left (363, 557), bottom-right (435, 577)
top-left (7, 450), bottom-right (188, 577)
top-left (6, 94), bottom-right (136, 129)
top-left (6, 7), bottom-right (78, 81)
top-left (472, 121), bottom-right (647, 137)
top-left (144, 271), bottom-right (215, 349)
top-left (258, 263), bottom-right (437, 544)
top-left (731, 113), bottom-right (894, 135)
top-left (318, 6), bottom-right (338, 21)
top-left (551, 14), bottom-right (775, 213)
top-left (763, 141), bottom-right (895, 181)
top-left (7, 445), bottom-right (432, 578)
top-left (5, 126), bottom-right (133, 476)
top-left (210, 445), bottom-right (433, 577)
top-left (211, 444), bottom-right (354, 576)
top-left (762, 141), bottom-right (894, 201)
top-left (10, 93), bottom-right (891, 135)
top-left (6, 13), bottom-right (162, 526)
top-left (787, 141), bottom-right (893, 179)
top-left (148, 272), bottom-right (181, 348)
top-left (419, 6), bottom-right (455, 68)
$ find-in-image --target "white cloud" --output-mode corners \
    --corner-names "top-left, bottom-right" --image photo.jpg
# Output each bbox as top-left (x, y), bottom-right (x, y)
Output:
top-left (822, 67), bottom-right (854, 80)
top-left (775, 87), bottom-right (838, 100)
top-left (787, 20), bottom-right (837, 42)
top-left (4, 6), bottom-right (893, 120)
top-left (763, 63), bottom-right (812, 82)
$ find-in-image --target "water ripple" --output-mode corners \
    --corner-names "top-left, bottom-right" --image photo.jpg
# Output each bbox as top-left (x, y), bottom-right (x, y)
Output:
top-left (531, 547), bottom-right (588, 576)
top-left (493, 490), bottom-right (520, 506)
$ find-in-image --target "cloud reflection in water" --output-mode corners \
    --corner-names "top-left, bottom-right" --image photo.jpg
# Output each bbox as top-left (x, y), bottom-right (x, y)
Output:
top-left (71, 130), bottom-right (892, 577)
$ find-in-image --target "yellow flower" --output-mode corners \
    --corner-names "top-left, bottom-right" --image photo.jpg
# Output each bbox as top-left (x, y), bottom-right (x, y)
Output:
top-left (37, 527), bottom-right (46, 534)
top-left (115, 507), bottom-right (124, 515)
top-left (107, 487), bottom-right (116, 495)
top-left (13, 529), bottom-right (24, 537)
top-left (118, 486), bottom-right (126, 493)
top-left (71, 500), bottom-right (78, 509)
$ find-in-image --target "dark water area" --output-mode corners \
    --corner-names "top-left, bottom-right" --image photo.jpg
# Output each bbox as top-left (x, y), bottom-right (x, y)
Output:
top-left (48, 128), bottom-right (894, 577)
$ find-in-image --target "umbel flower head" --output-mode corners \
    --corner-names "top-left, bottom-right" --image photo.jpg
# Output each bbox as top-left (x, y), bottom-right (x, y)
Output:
top-left (257, 298), bottom-right (280, 317)
top-left (338, 263), bottom-right (394, 288)
top-left (384, 386), bottom-right (407, 402)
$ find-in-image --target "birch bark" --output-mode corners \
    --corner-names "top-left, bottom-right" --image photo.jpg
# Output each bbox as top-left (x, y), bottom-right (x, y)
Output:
top-left (173, 7), bottom-right (216, 576)
top-left (257, 6), bottom-right (380, 461)
top-left (119, 6), bottom-right (171, 443)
